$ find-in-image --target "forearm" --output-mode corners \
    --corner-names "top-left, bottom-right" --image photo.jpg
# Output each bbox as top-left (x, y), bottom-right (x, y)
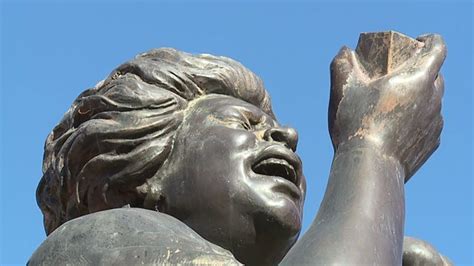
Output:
top-left (282, 140), bottom-right (405, 265)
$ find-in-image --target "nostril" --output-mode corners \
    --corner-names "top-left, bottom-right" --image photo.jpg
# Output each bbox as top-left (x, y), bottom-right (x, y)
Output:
top-left (270, 130), bottom-right (287, 143)
top-left (264, 127), bottom-right (298, 151)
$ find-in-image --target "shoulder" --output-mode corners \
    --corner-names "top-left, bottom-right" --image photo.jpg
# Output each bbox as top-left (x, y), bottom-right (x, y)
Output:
top-left (29, 208), bottom-right (240, 265)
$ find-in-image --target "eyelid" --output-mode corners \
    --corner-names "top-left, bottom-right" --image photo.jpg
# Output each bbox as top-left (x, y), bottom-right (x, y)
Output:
top-left (221, 108), bottom-right (276, 130)
top-left (239, 109), bottom-right (267, 127)
top-left (236, 109), bottom-right (254, 127)
top-left (223, 117), bottom-right (251, 130)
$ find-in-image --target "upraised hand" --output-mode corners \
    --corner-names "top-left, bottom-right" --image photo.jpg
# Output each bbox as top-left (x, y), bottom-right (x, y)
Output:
top-left (328, 33), bottom-right (446, 181)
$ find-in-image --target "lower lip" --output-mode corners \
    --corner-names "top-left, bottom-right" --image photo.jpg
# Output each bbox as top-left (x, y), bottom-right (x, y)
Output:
top-left (257, 174), bottom-right (302, 200)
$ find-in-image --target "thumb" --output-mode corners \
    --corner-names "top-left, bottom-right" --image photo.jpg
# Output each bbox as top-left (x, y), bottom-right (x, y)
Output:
top-left (330, 46), bottom-right (365, 90)
top-left (416, 34), bottom-right (447, 79)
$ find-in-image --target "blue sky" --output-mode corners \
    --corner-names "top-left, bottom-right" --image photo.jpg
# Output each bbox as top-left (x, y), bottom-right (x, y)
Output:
top-left (1, 0), bottom-right (472, 264)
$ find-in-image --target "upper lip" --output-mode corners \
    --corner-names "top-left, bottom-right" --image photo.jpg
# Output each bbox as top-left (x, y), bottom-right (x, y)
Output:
top-left (251, 144), bottom-right (302, 187)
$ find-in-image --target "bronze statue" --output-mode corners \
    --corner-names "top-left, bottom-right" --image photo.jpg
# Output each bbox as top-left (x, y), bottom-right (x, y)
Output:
top-left (30, 32), bottom-right (451, 265)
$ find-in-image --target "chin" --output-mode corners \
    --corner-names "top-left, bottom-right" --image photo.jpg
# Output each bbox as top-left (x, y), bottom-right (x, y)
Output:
top-left (264, 191), bottom-right (304, 236)
top-left (236, 207), bottom-right (302, 265)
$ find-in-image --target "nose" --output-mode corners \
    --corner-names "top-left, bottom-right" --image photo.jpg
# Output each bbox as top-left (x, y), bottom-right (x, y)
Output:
top-left (263, 127), bottom-right (298, 151)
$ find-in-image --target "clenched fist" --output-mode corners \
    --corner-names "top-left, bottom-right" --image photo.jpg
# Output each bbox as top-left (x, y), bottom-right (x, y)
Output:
top-left (328, 33), bottom-right (446, 181)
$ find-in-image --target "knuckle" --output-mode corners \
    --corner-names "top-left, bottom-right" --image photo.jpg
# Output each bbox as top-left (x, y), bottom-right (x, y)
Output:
top-left (333, 46), bottom-right (350, 61)
top-left (433, 42), bottom-right (447, 57)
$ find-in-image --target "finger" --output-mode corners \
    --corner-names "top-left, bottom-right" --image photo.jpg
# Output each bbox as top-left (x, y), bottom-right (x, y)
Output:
top-left (330, 46), bottom-right (353, 82)
top-left (416, 34), bottom-right (447, 78)
top-left (329, 47), bottom-right (359, 137)
top-left (331, 46), bottom-right (366, 89)
top-left (427, 73), bottom-right (444, 115)
top-left (433, 73), bottom-right (445, 99)
top-left (405, 113), bottom-right (443, 181)
top-left (330, 47), bottom-right (352, 105)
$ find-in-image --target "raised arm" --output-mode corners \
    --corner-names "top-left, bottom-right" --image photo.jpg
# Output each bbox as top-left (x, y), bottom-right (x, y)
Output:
top-left (282, 32), bottom-right (446, 265)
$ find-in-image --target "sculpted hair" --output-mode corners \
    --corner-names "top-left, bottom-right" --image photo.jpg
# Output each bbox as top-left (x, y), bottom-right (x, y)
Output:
top-left (38, 48), bottom-right (274, 235)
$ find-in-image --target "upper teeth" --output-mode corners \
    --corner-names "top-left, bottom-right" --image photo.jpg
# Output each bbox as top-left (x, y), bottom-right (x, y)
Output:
top-left (256, 158), bottom-right (292, 168)
top-left (253, 157), bottom-right (296, 182)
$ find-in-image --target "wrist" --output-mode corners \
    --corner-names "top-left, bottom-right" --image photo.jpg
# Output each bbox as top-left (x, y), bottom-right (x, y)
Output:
top-left (334, 137), bottom-right (405, 183)
top-left (336, 137), bottom-right (385, 156)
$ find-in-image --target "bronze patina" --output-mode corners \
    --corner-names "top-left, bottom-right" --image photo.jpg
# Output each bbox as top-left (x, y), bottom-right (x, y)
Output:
top-left (30, 32), bottom-right (450, 265)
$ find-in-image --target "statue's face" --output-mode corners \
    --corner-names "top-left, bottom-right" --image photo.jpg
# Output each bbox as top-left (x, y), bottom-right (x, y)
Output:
top-left (158, 94), bottom-right (306, 264)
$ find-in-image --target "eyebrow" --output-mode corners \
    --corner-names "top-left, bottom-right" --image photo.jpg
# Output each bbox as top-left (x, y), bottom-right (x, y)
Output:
top-left (236, 105), bottom-right (279, 127)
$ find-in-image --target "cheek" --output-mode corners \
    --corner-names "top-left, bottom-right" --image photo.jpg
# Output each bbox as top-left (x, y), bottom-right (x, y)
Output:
top-left (216, 127), bottom-right (258, 151)
top-left (231, 132), bottom-right (257, 149)
top-left (197, 125), bottom-right (258, 152)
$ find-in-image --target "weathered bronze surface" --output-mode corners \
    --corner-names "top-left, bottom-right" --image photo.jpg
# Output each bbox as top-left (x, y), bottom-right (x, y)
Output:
top-left (30, 31), bottom-right (450, 265)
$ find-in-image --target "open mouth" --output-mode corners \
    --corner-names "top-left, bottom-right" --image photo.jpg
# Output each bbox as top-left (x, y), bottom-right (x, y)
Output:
top-left (251, 145), bottom-right (301, 187)
top-left (253, 158), bottom-right (297, 185)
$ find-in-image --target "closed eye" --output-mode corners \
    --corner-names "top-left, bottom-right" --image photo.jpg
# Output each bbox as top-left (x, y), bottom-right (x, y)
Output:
top-left (213, 106), bottom-right (277, 131)
top-left (224, 118), bottom-right (252, 130)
